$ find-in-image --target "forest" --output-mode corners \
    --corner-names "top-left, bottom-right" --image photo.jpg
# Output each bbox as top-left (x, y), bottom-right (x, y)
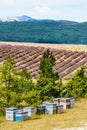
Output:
top-left (0, 20), bottom-right (87, 44)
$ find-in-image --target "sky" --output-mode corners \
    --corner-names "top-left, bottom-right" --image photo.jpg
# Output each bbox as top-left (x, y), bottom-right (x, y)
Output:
top-left (0, 0), bottom-right (87, 22)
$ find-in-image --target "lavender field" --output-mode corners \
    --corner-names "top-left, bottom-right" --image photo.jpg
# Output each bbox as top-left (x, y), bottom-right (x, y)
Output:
top-left (0, 43), bottom-right (87, 79)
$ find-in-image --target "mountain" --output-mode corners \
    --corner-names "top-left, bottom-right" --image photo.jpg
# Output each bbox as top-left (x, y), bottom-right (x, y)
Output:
top-left (0, 15), bottom-right (35, 22)
top-left (0, 15), bottom-right (79, 24)
top-left (0, 16), bottom-right (87, 44)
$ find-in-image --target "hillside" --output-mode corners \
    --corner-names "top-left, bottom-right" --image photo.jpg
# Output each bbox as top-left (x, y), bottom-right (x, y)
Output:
top-left (0, 20), bottom-right (87, 44)
top-left (0, 42), bottom-right (87, 79)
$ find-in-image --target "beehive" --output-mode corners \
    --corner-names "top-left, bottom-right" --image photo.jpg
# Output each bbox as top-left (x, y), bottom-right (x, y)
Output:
top-left (43, 102), bottom-right (57, 114)
top-left (15, 110), bottom-right (29, 121)
top-left (23, 107), bottom-right (37, 116)
top-left (5, 108), bottom-right (18, 121)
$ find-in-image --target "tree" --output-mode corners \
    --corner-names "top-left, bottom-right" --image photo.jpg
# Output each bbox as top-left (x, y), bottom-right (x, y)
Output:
top-left (39, 49), bottom-right (59, 80)
top-left (17, 68), bottom-right (36, 107)
top-left (0, 54), bottom-right (46, 110)
top-left (36, 49), bottom-right (61, 102)
top-left (0, 56), bottom-right (25, 109)
top-left (0, 55), bottom-right (16, 107)
top-left (61, 66), bottom-right (87, 98)
top-left (16, 68), bottom-right (34, 94)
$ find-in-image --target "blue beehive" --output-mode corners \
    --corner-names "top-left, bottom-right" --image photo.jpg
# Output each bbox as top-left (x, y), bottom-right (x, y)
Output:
top-left (15, 110), bottom-right (29, 121)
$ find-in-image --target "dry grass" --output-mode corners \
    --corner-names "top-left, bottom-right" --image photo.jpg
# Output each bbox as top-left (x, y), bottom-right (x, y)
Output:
top-left (0, 99), bottom-right (87, 130)
top-left (1, 42), bottom-right (87, 52)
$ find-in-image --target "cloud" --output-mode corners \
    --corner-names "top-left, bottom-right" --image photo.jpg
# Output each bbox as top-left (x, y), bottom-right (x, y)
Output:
top-left (27, 6), bottom-right (53, 19)
top-left (33, 6), bottom-right (51, 13)
top-left (1, 0), bottom-right (14, 6)
top-left (23, 0), bottom-right (87, 6)
top-left (1, 0), bottom-right (87, 7)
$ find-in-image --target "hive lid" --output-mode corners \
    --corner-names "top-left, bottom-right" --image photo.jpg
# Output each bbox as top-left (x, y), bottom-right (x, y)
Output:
top-left (23, 107), bottom-right (35, 109)
top-left (5, 108), bottom-right (18, 111)
top-left (16, 110), bottom-right (28, 114)
top-left (45, 102), bottom-right (57, 105)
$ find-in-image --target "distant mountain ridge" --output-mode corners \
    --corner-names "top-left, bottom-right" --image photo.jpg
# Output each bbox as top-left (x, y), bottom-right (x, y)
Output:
top-left (0, 15), bottom-right (80, 24)
top-left (0, 15), bottom-right (35, 22)
top-left (0, 16), bottom-right (87, 44)
top-left (57, 20), bottom-right (79, 25)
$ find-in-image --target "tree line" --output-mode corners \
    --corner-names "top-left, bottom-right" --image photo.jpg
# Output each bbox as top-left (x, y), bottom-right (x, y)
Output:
top-left (0, 49), bottom-right (87, 115)
top-left (0, 21), bottom-right (87, 44)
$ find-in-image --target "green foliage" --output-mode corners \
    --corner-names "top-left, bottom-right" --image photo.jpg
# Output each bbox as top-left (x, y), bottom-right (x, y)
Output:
top-left (17, 68), bottom-right (36, 107)
top-left (24, 90), bottom-right (41, 107)
top-left (0, 55), bottom-right (16, 107)
top-left (0, 20), bottom-right (87, 44)
top-left (0, 56), bottom-right (35, 111)
top-left (61, 67), bottom-right (87, 98)
top-left (16, 68), bottom-right (34, 93)
top-left (37, 49), bottom-right (60, 102)
top-left (40, 49), bottom-right (59, 80)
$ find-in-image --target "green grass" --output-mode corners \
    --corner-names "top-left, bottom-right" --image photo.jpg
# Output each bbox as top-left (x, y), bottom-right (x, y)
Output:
top-left (0, 99), bottom-right (87, 130)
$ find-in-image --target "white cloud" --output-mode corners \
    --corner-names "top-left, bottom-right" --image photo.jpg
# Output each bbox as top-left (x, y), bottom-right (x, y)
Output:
top-left (33, 6), bottom-right (51, 13)
top-left (26, 6), bottom-right (55, 19)
top-left (1, 0), bottom-right (14, 6)
top-left (23, 0), bottom-right (87, 6)
top-left (1, 0), bottom-right (87, 7)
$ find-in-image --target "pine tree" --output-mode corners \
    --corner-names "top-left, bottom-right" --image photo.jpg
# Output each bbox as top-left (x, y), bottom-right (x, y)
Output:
top-left (61, 66), bottom-right (87, 98)
top-left (0, 56), bottom-right (16, 107)
top-left (17, 68), bottom-right (36, 107)
top-left (37, 49), bottom-right (61, 102)
top-left (0, 56), bottom-right (25, 109)
top-left (40, 49), bottom-right (59, 80)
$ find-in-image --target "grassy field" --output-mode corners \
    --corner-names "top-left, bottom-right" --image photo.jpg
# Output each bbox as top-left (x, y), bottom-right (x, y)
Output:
top-left (0, 99), bottom-right (87, 130)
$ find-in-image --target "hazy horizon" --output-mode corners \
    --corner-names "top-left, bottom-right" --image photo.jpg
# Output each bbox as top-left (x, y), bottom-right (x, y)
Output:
top-left (0, 0), bottom-right (87, 22)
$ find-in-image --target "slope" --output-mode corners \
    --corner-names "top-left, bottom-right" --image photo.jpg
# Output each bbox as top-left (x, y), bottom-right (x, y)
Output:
top-left (0, 20), bottom-right (87, 44)
top-left (0, 43), bottom-right (87, 79)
